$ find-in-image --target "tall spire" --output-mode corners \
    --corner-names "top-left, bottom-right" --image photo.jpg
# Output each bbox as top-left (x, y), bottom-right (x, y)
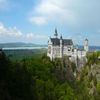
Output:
top-left (60, 34), bottom-right (62, 39)
top-left (54, 28), bottom-right (58, 38)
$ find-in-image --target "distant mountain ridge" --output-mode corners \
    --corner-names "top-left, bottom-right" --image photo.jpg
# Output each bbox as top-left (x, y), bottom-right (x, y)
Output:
top-left (0, 42), bottom-right (100, 51)
top-left (0, 42), bottom-right (47, 48)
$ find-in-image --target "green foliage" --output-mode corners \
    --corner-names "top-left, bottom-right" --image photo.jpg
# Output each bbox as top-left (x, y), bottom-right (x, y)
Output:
top-left (87, 51), bottom-right (100, 66)
top-left (55, 82), bottom-right (77, 100)
top-left (0, 50), bottom-right (100, 100)
top-left (4, 49), bottom-right (47, 61)
top-left (97, 81), bottom-right (100, 93)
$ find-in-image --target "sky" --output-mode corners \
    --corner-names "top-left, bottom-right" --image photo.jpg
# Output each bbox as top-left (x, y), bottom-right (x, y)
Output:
top-left (0, 0), bottom-right (100, 46)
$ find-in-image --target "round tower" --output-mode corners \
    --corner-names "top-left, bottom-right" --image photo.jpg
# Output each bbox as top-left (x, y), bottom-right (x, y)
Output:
top-left (84, 38), bottom-right (89, 52)
top-left (60, 35), bottom-right (63, 58)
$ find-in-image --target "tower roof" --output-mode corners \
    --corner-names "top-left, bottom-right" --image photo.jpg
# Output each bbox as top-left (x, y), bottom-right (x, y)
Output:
top-left (85, 38), bottom-right (88, 41)
top-left (60, 34), bottom-right (62, 39)
top-left (50, 38), bottom-right (73, 46)
top-left (54, 28), bottom-right (58, 37)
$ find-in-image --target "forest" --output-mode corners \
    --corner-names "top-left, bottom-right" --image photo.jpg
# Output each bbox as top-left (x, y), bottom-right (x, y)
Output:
top-left (0, 49), bottom-right (100, 100)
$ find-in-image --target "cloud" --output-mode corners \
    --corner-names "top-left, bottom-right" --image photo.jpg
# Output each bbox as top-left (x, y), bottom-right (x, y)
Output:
top-left (26, 33), bottom-right (47, 40)
top-left (0, 22), bottom-right (47, 42)
top-left (29, 16), bottom-right (47, 25)
top-left (0, 22), bottom-right (22, 38)
top-left (29, 0), bottom-right (77, 25)
top-left (28, 0), bottom-right (100, 32)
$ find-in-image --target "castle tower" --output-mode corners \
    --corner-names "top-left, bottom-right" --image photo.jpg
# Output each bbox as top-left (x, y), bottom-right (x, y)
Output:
top-left (84, 38), bottom-right (89, 52)
top-left (60, 35), bottom-right (63, 58)
top-left (54, 28), bottom-right (58, 38)
top-left (47, 36), bottom-right (53, 60)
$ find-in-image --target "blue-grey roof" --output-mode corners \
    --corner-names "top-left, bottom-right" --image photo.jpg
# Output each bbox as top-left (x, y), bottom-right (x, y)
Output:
top-left (50, 38), bottom-right (73, 46)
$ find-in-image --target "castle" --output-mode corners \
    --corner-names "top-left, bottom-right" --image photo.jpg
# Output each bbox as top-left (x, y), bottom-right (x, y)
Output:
top-left (47, 29), bottom-right (89, 61)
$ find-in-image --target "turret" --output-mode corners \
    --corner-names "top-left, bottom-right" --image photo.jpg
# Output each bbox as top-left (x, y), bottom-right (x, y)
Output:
top-left (60, 35), bottom-right (63, 58)
top-left (84, 38), bottom-right (89, 52)
top-left (54, 28), bottom-right (58, 38)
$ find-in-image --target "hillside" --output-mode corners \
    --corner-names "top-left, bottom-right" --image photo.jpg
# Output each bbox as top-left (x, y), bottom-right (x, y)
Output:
top-left (0, 50), bottom-right (100, 100)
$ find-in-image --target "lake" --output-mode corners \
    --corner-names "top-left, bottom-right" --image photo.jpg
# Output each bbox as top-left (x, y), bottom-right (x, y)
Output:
top-left (2, 46), bottom-right (47, 50)
top-left (2, 46), bottom-right (100, 51)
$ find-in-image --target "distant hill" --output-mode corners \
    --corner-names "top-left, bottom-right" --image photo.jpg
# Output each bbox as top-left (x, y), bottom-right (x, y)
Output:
top-left (0, 42), bottom-right (47, 48)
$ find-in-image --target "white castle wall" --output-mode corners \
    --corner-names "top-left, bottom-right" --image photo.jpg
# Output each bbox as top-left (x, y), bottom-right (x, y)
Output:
top-left (47, 35), bottom-right (88, 63)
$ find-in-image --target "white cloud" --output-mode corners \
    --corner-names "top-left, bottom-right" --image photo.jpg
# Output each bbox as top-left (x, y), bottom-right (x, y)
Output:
top-left (29, 0), bottom-right (77, 25)
top-left (0, 22), bottom-right (7, 33)
top-left (29, 16), bottom-right (47, 25)
top-left (0, 22), bottom-right (22, 38)
top-left (26, 33), bottom-right (33, 40)
top-left (26, 33), bottom-right (47, 40)
top-left (8, 27), bottom-right (23, 37)
top-left (28, 0), bottom-right (100, 30)
top-left (0, 22), bottom-right (47, 42)
top-left (36, 0), bottom-right (63, 15)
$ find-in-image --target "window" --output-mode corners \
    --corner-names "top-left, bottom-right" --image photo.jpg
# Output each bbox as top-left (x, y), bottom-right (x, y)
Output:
top-left (68, 47), bottom-right (71, 51)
